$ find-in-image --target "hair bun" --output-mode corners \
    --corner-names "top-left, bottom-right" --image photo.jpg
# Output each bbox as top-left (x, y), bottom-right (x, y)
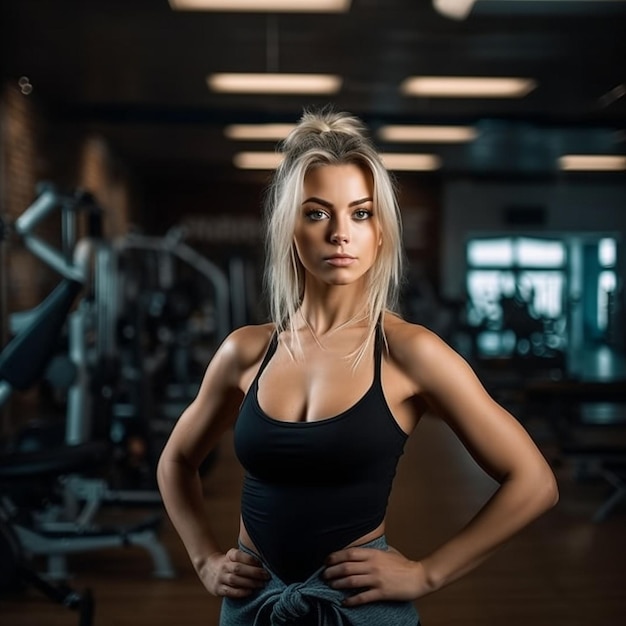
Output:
top-left (280, 107), bottom-right (368, 154)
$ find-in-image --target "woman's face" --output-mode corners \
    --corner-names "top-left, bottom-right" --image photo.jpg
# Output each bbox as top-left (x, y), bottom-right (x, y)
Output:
top-left (293, 163), bottom-right (381, 288)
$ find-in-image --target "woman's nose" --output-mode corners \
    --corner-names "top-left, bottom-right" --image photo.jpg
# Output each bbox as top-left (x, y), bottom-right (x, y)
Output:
top-left (329, 219), bottom-right (349, 244)
top-left (330, 231), bottom-right (349, 244)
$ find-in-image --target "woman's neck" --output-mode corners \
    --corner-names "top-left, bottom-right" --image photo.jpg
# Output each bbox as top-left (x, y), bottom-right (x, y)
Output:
top-left (297, 292), bottom-right (369, 337)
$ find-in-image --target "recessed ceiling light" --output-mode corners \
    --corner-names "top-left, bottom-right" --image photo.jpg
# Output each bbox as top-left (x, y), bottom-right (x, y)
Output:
top-left (558, 155), bottom-right (626, 171)
top-left (208, 73), bottom-right (342, 94)
top-left (234, 151), bottom-right (442, 171)
top-left (170, 0), bottom-right (350, 12)
top-left (233, 151), bottom-right (283, 169)
top-left (381, 153), bottom-right (442, 171)
top-left (378, 125), bottom-right (477, 143)
top-left (225, 123), bottom-right (296, 140)
top-left (400, 76), bottom-right (536, 98)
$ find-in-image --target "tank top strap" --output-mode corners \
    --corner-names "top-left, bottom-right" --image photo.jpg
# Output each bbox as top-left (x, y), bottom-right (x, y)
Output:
top-left (373, 321), bottom-right (384, 384)
top-left (253, 330), bottom-right (279, 384)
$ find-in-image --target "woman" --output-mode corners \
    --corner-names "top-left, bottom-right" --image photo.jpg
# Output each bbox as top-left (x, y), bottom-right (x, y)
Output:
top-left (157, 109), bottom-right (558, 625)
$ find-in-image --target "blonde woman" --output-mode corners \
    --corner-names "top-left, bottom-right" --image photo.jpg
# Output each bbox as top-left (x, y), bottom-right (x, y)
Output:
top-left (157, 109), bottom-right (558, 625)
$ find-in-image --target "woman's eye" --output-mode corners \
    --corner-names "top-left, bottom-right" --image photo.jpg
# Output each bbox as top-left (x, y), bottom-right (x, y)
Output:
top-left (305, 210), bottom-right (327, 221)
top-left (353, 209), bottom-right (373, 220)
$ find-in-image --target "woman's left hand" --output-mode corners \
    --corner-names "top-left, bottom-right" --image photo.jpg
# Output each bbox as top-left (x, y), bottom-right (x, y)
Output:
top-left (323, 545), bottom-right (428, 606)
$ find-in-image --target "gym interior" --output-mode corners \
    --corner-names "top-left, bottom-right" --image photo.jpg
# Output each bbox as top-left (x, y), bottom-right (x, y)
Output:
top-left (1, 2), bottom-right (625, 625)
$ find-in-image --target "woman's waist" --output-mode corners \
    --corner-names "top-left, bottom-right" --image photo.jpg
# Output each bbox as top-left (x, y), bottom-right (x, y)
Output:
top-left (238, 516), bottom-right (386, 582)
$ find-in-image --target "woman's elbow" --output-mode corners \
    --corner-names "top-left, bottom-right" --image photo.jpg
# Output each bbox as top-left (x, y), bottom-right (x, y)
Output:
top-left (156, 443), bottom-right (179, 492)
top-left (156, 443), bottom-right (197, 491)
top-left (534, 462), bottom-right (559, 514)
top-left (156, 451), bottom-right (169, 493)
top-left (510, 458), bottom-right (559, 519)
top-left (545, 468), bottom-right (560, 509)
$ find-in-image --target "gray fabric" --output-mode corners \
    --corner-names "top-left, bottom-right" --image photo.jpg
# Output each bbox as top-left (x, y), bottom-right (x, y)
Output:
top-left (219, 536), bottom-right (420, 626)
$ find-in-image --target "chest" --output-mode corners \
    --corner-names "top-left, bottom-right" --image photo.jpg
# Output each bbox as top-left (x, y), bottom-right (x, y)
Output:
top-left (246, 342), bottom-right (419, 434)
top-left (234, 378), bottom-right (406, 485)
top-left (257, 346), bottom-right (373, 423)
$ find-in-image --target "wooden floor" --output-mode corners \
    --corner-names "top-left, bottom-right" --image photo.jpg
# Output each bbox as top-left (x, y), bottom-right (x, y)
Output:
top-left (1, 413), bottom-right (625, 626)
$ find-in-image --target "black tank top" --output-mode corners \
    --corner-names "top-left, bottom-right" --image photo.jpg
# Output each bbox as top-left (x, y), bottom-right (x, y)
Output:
top-left (233, 325), bottom-right (408, 583)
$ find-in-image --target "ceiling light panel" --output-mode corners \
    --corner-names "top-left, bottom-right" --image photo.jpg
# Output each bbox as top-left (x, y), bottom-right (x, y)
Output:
top-left (380, 153), bottom-right (442, 171)
top-left (558, 155), bottom-right (626, 171)
top-left (234, 151), bottom-right (283, 169)
top-left (225, 124), bottom-right (296, 140)
top-left (234, 151), bottom-right (442, 171)
top-left (401, 76), bottom-right (536, 98)
top-left (378, 125), bottom-right (477, 143)
top-left (208, 73), bottom-right (342, 94)
top-left (170, 0), bottom-right (351, 12)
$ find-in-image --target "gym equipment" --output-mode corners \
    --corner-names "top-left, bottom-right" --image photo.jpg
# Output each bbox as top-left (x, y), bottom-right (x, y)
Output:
top-left (0, 279), bottom-right (82, 406)
top-left (7, 185), bottom-right (233, 513)
top-left (0, 506), bottom-right (94, 626)
top-left (0, 279), bottom-right (174, 577)
top-left (91, 227), bottom-right (231, 495)
top-left (0, 185), bottom-right (175, 585)
top-left (0, 270), bottom-right (95, 624)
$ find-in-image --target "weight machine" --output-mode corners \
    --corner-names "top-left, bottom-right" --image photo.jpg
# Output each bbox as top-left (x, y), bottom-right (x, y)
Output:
top-left (0, 185), bottom-right (175, 602)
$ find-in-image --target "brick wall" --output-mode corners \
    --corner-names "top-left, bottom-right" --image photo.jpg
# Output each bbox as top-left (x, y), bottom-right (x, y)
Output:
top-left (79, 134), bottom-right (133, 238)
top-left (0, 83), bottom-right (48, 435)
top-left (0, 83), bottom-right (50, 312)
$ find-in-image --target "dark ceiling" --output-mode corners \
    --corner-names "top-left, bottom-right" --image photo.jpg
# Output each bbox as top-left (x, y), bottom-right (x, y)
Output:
top-left (1, 0), bottom-right (626, 178)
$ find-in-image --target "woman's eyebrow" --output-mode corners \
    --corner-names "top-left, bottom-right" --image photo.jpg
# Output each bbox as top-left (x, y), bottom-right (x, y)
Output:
top-left (301, 196), bottom-right (373, 207)
top-left (349, 196), bottom-right (373, 207)
top-left (302, 196), bottom-right (332, 207)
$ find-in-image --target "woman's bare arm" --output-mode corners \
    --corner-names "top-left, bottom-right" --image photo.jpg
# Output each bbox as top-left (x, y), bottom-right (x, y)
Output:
top-left (403, 326), bottom-right (559, 590)
top-left (325, 322), bottom-right (558, 604)
top-left (156, 326), bottom-right (271, 597)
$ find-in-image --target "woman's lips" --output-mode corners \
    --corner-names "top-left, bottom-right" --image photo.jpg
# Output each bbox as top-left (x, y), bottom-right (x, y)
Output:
top-left (325, 255), bottom-right (356, 267)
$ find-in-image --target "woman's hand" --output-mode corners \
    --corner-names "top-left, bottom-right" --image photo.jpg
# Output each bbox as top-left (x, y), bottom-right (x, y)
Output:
top-left (323, 546), bottom-right (429, 606)
top-left (198, 548), bottom-right (270, 598)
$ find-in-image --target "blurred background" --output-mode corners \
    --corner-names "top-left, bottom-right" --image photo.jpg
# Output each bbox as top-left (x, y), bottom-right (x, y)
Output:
top-left (0, 1), bottom-right (625, 625)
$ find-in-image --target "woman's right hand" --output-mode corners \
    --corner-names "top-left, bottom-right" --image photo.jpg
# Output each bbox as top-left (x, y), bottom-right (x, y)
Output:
top-left (199, 548), bottom-right (270, 598)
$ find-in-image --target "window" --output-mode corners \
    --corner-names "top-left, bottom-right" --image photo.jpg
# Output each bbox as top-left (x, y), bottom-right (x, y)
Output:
top-left (466, 236), bottom-right (567, 358)
top-left (597, 238), bottom-right (617, 333)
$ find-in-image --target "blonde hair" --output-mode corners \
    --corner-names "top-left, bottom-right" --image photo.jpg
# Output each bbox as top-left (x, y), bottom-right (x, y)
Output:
top-left (264, 108), bottom-right (404, 363)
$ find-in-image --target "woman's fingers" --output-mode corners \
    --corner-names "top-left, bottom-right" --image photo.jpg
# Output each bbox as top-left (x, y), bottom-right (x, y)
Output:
top-left (326, 573), bottom-right (374, 589)
top-left (201, 548), bottom-right (270, 596)
top-left (323, 546), bottom-right (423, 604)
top-left (221, 548), bottom-right (270, 587)
top-left (225, 548), bottom-right (270, 580)
top-left (324, 547), bottom-right (375, 581)
top-left (342, 589), bottom-right (383, 607)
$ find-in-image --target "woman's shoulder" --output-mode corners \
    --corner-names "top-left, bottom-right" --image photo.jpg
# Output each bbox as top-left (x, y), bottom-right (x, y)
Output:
top-left (219, 323), bottom-right (276, 370)
top-left (382, 311), bottom-right (437, 344)
top-left (382, 312), bottom-right (453, 369)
